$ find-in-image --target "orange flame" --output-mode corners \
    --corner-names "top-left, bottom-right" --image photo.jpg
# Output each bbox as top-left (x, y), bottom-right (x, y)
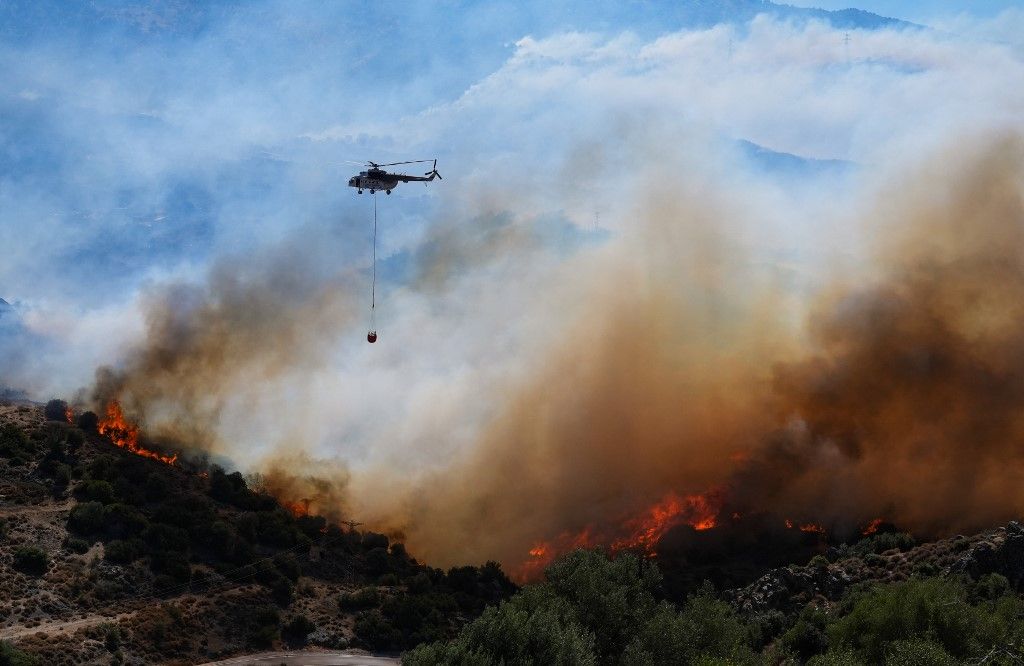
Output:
top-left (283, 498), bottom-right (311, 518)
top-left (64, 406), bottom-right (74, 425)
top-left (785, 518), bottom-right (826, 534)
top-left (513, 528), bottom-right (597, 582)
top-left (611, 491), bottom-right (719, 555)
top-left (97, 401), bottom-right (178, 465)
top-left (861, 518), bottom-right (885, 536)
top-left (513, 491), bottom-right (722, 582)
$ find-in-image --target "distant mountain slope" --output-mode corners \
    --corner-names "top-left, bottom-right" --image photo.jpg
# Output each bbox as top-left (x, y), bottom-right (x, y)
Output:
top-left (738, 139), bottom-right (854, 177)
top-left (655, 0), bottom-right (913, 30)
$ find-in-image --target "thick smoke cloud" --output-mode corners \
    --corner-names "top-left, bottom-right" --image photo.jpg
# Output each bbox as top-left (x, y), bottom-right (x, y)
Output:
top-left (734, 134), bottom-right (1024, 535)
top-left (353, 133), bottom-right (1024, 567)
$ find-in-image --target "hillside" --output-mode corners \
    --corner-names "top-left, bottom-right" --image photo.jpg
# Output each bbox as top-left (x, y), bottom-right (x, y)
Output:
top-left (0, 403), bottom-right (515, 665)
top-left (6, 400), bottom-right (1024, 664)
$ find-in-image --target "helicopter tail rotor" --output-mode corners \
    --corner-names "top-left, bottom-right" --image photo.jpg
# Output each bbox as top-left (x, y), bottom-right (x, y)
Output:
top-left (425, 159), bottom-right (442, 180)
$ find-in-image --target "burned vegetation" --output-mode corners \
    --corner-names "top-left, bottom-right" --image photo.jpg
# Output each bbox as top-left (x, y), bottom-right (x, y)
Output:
top-left (0, 403), bottom-right (514, 664)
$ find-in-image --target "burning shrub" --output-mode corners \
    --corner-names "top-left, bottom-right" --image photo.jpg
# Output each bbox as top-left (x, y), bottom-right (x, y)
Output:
top-left (13, 546), bottom-right (49, 576)
top-left (44, 399), bottom-right (68, 421)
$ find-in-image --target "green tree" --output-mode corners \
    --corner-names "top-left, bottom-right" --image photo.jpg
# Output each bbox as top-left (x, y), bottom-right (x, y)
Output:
top-left (404, 585), bottom-right (596, 665)
top-left (622, 584), bottom-right (752, 665)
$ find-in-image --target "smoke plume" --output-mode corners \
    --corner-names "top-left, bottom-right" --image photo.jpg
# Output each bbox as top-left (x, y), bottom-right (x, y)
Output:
top-left (351, 132), bottom-right (1024, 567)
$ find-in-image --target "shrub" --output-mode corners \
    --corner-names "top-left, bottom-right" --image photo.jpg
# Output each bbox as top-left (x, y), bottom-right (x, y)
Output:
top-left (0, 641), bottom-right (40, 666)
top-left (102, 624), bottom-right (121, 652)
top-left (408, 572), bottom-right (433, 594)
top-left (364, 547), bottom-right (391, 576)
top-left (103, 504), bottom-right (149, 539)
top-left (65, 428), bottom-right (84, 450)
top-left (354, 610), bottom-right (403, 652)
top-left (780, 606), bottom-right (829, 661)
top-left (807, 649), bottom-right (865, 665)
top-left (64, 536), bottom-right (91, 554)
top-left (13, 546), bottom-right (49, 576)
top-left (362, 532), bottom-right (390, 551)
top-left (104, 539), bottom-right (142, 564)
top-left (0, 517), bottom-right (7, 540)
top-left (340, 587), bottom-right (380, 610)
top-left (142, 523), bottom-right (190, 554)
top-left (883, 639), bottom-right (957, 666)
top-left (0, 423), bottom-right (35, 463)
top-left (53, 464), bottom-right (72, 487)
top-left (74, 479), bottom-right (115, 504)
top-left (44, 399), bottom-right (68, 421)
top-left (404, 587), bottom-right (596, 665)
top-left (77, 411), bottom-right (99, 433)
top-left (623, 583), bottom-right (753, 665)
top-left (143, 473), bottom-right (171, 502)
top-left (828, 577), bottom-right (1003, 662)
top-left (282, 614), bottom-right (315, 647)
top-left (851, 533), bottom-right (915, 557)
top-left (247, 605), bottom-right (280, 648)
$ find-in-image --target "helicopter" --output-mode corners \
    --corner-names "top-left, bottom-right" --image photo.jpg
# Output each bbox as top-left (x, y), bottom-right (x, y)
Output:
top-left (348, 159), bottom-right (442, 194)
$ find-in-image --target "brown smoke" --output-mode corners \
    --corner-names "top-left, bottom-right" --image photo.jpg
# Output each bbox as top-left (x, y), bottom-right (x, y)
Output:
top-left (91, 231), bottom-right (360, 454)
top-left (366, 132), bottom-right (1024, 567)
top-left (734, 132), bottom-right (1024, 535)
top-left (87, 131), bottom-right (1024, 573)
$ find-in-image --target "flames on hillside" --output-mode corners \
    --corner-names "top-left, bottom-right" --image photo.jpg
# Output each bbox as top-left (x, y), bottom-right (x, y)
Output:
top-left (512, 490), bottom-right (885, 582)
top-left (97, 401), bottom-right (179, 465)
top-left (513, 490), bottom-right (723, 581)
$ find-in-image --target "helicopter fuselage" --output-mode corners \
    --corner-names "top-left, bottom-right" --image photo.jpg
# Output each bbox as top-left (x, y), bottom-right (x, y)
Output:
top-left (349, 172), bottom-right (400, 193)
top-left (348, 165), bottom-right (439, 194)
